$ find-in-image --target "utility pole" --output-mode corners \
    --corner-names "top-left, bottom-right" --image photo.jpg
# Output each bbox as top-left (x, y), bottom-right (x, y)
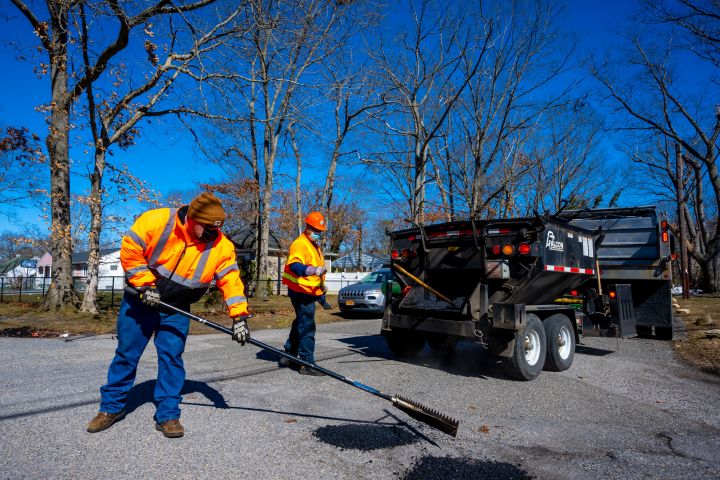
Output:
top-left (675, 143), bottom-right (690, 299)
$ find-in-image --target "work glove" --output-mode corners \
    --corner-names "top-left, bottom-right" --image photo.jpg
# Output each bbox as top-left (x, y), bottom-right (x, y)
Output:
top-left (232, 316), bottom-right (250, 345)
top-left (321, 283), bottom-right (328, 294)
top-left (139, 287), bottom-right (161, 307)
top-left (306, 265), bottom-right (327, 276)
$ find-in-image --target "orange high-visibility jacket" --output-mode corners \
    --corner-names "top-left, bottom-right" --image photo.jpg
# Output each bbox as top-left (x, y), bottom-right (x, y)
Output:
top-left (122, 207), bottom-right (248, 317)
top-left (282, 233), bottom-right (325, 296)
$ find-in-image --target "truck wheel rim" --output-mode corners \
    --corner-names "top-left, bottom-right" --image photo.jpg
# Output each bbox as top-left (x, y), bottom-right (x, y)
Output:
top-left (524, 330), bottom-right (541, 366)
top-left (557, 325), bottom-right (572, 360)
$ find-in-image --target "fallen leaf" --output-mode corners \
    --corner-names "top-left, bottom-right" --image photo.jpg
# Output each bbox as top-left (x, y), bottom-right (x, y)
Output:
top-left (284, 418), bottom-right (297, 424)
top-left (479, 425), bottom-right (490, 433)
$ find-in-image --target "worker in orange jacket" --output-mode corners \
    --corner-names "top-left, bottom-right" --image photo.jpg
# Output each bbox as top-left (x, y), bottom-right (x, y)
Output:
top-left (280, 211), bottom-right (328, 376)
top-left (87, 192), bottom-right (250, 438)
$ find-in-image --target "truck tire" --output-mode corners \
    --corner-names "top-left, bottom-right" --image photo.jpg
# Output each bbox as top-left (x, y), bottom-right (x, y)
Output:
top-left (385, 329), bottom-right (425, 358)
top-left (655, 326), bottom-right (673, 340)
top-left (636, 325), bottom-right (653, 338)
top-left (502, 314), bottom-right (546, 381)
top-left (427, 333), bottom-right (458, 354)
top-left (543, 314), bottom-right (575, 372)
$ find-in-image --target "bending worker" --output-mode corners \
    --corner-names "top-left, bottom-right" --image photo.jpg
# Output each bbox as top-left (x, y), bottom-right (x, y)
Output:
top-left (280, 211), bottom-right (328, 376)
top-left (87, 192), bottom-right (250, 438)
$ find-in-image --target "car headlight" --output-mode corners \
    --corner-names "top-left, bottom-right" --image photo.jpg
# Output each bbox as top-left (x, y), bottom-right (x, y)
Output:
top-left (365, 289), bottom-right (381, 296)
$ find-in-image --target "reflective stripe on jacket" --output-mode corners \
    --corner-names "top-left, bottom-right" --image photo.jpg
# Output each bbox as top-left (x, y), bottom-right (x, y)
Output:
top-left (282, 233), bottom-right (325, 296)
top-left (121, 207), bottom-right (249, 317)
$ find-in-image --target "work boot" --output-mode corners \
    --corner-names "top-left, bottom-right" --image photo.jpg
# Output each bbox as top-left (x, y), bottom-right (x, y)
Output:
top-left (298, 365), bottom-right (325, 376)
top-left (156, 419), bottom-right (184, 438)
top-left (278, 356), bottom-right (291, 367)
top-left (87, 410), bottom-right (125, 433)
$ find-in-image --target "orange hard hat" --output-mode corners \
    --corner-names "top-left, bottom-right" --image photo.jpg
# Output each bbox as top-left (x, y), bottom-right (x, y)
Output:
top-left (305, 211), bottom-right (327, 231)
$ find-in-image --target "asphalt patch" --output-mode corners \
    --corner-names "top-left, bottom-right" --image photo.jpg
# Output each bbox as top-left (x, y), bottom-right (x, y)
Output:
top-left (402, 455), bottom-right (534, 480)
top-left (312, 423), bottom-right (420, 451)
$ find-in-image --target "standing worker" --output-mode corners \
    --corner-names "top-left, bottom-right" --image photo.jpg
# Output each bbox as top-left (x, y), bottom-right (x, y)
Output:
top-left (87, 192), bottom-right (251, 438)
top-left (280, 211), bottom-right (328, 376)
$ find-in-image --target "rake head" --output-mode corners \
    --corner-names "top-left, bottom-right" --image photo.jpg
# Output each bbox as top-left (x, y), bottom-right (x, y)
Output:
top-left (392, 395), bottom-right (459, 437)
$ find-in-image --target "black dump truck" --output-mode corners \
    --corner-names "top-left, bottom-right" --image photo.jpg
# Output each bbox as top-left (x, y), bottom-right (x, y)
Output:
top-left (559, 206), bottom-right (675, 340)
top-left (381, 206), bottom-right (675, 381)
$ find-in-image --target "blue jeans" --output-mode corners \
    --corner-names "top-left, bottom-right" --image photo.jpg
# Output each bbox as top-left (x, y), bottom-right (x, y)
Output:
top-left (99, 293), bottom-right (190, 423)
top-left (284, 290), bottom-right (317, 363)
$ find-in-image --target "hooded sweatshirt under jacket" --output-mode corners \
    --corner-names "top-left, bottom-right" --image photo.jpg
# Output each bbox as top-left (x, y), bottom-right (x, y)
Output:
top-left (121, 206), bottom-right (248, 317)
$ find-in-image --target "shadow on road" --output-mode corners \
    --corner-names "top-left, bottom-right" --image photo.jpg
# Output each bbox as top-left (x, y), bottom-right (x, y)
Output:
top-left (575, 345), bottom-right (615, 357)
top-left (125, 379), bottom-right (229, 416)
top-left (337, 334), bottom-right (510, 380)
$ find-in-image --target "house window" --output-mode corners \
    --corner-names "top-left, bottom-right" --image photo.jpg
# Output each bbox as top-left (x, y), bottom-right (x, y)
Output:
top-left (110, 265), bottom-right (118, 271)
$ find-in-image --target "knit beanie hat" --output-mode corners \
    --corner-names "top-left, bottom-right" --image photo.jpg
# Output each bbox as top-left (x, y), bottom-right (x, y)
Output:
top-left (188, 192), bottom-right (226, 227)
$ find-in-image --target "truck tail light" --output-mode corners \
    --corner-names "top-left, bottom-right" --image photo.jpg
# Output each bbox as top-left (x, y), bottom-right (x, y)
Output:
top-left (518, 242), bottom-right (531, 255)
top-left (661, 219), bottom-right (669, 243)
top-left (491, 245), bottom-right (501, 255)
top-left (570, 290), bottom-right (578, 297)
top-left (662, 231), bottom-right (669, 243)
top-left (609, 290), bottom-right (616, 299)
top-left (392, 248), bottom-right (418, 261)
top-left (502, 244), bottom-right (514, 255)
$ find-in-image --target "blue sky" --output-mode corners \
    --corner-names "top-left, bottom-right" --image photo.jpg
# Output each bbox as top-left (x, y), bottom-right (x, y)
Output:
top-left (0, 0), bottom-right (641, 236)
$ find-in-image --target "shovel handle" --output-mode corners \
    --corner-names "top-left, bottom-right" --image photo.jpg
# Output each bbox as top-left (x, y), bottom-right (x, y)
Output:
top-left (392, 264), bottom-right (454, 304)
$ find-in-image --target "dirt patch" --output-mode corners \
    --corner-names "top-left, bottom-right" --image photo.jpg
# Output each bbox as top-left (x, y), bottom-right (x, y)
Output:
top-left (0, 326), bottom-right (60, 338)
top-left (673, 295), bottom-right (720, 376)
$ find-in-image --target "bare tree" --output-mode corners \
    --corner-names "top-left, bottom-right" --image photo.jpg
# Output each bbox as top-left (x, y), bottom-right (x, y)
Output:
top-left (451, 0), bottom-right (578, 219)
top-left (9, 0), bottom-right (226, 311)
top-left (593, 3), bottom-right (720, 291)
top-left (522, 100), bottom-right (618, 215)
top-left (318, 65), bottom-right (385, 221)
top-left (0, 127), bottom-right (46, 221)
top-left (210, 0), bottom-right (360, 298)
top-left (74, 2), bottom-right (244, 313)
top-left (367, 0), bottom-right (488, 223)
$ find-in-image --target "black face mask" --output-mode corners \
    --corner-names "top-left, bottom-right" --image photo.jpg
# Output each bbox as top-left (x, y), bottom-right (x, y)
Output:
top-left (198, 226), bottom-right (219, 243)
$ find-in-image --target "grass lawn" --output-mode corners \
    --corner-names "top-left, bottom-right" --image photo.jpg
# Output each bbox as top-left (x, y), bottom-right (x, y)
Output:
top-left (0, 293), bottom-right (348, 337)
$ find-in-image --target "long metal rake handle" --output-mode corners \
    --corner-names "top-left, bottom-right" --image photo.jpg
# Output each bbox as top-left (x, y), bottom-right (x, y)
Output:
top-left (124, 288), bottom-right (458, 437)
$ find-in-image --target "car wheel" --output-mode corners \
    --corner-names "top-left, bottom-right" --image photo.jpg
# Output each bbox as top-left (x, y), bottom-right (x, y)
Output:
top-left (502, 314), bottom-right (546, 381)
top-left (543, 314), bottom-right (575, 372)
top-left (385, 328), bottom-right (425, 358)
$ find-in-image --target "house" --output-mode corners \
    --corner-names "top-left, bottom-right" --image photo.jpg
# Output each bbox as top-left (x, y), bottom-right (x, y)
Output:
top-left (36, 252), bottom-right (52, 279)
top-left (332, 251), bottom-right (387, 272)
top-left (0, 256), bottom-right (38, 290)
top-left (71, 248), bottom-right (123, 290)
top-left (0, 256), bottom-right (38, 277)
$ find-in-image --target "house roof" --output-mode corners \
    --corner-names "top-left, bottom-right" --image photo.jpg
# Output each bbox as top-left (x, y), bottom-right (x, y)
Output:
top-left (333, 252), bottom-right (387, 270)
top-left (71, 248), bottom-right (119, 264)
top-left (227, 227), bottom-right (283, 252)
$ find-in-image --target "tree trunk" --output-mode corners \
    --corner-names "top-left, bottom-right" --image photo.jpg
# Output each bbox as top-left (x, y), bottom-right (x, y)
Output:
top-left (41, 5), bottom-right (78, 311)
top-left (700, 253), bottom-right (720, 293)
top-left (80, 147), bottom-right (106, 313)
top-left (256, 129), bottom-right (279, 299)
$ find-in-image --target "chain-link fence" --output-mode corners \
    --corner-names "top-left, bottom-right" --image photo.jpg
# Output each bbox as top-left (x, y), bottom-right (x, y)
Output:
top-left (0, 271), bottom-right (370, 306)
top-left (0, 276), bottom-right (127, 308)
